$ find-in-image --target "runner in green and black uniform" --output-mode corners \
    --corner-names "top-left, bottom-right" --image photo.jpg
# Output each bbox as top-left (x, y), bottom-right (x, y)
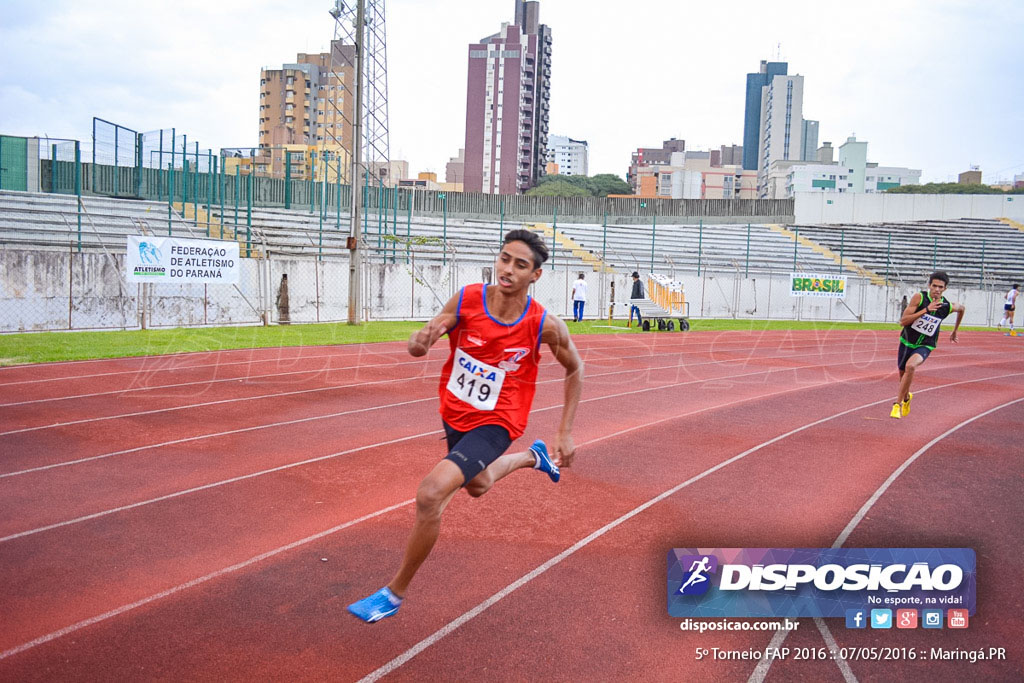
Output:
top-left (891, 271), bottom-right (965, 419)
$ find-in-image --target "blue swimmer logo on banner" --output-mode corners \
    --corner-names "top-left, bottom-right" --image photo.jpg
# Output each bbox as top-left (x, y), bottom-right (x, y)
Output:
top-left (138, 241), bottom-right (162, 265)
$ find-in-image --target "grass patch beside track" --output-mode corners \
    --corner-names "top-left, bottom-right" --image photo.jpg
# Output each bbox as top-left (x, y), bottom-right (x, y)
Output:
top-left (0, 318), bottom-right (988, 366)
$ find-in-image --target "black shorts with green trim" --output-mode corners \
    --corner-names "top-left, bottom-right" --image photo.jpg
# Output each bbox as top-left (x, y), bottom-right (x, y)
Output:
top-left (897, 343), bottom-right (932, 371)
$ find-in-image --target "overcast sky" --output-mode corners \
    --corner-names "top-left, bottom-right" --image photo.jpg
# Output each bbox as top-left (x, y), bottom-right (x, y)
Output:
top-left (2, 0), bottom-right (1022, 184)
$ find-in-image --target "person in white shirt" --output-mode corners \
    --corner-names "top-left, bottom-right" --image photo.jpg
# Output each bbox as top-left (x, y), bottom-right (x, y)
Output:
top-left (571, 272), bottom-right (588, 322)
top-left (997, 284), bottom-right (1019, 334)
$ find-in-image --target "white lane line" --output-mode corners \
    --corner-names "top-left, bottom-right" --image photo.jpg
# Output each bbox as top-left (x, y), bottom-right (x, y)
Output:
top-left (0, 335), bottom-right (877, 406)
top-left (2, 356), bottom-right (1009, 544)
top-left (814, 618), bottom-right (858, 683)
top-left (0, 329), bottom-right (871, 380)
top-left (356, 374), bottom-right (1023, 683)
top-left (0, 339), bottom-right (881, 436)
top-left (834, 396), bottom-right (1024, 547)
top-left (0, 360), bottom-right (440, 408)
top-left (747, 395), bottom-right (1024, 683)
top-left (0, 430), bottom-right (438, 544)
top-left (0, 363), bottom-right (824, 538)
top-left (3, 372), bottom-right (1016, 665)
top-left (0, 377), bottom-right (850, 662)
top-left (0, 333), bottom-right (820, 387)
top-left (0, 347), bottom-right (415, 387)
top-left (0, 498), bottom-right (416, 662)
top-left (0, 396), bottom-right (436, 480)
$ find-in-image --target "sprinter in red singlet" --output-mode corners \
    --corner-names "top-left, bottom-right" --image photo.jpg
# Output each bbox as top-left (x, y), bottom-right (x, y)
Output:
top-left (348, 229), bottom-right (584, 623)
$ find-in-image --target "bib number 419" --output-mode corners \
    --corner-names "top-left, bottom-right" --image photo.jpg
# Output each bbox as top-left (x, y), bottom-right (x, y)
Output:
top-left (446, 348), bottom-right (505, 411)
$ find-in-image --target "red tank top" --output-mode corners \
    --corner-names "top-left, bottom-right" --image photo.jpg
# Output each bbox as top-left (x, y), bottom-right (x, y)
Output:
top-left (438, 283), bottom-right (547, 439)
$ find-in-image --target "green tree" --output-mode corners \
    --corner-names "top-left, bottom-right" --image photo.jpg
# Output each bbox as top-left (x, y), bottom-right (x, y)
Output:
top-left (886, 183), bottom-right (1021, 195)
top-left (525, 180), bottom-right (591, 197)
top-left (530, 173), bottom-right (631, 197)
top-left (589, 173), bottom-right (632, 196)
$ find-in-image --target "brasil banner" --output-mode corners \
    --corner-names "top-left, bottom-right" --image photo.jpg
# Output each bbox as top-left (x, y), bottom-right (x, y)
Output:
top-left (126, 236), bottom-right (239, 284)
top-left (790, 273), bottom-right (846, 298)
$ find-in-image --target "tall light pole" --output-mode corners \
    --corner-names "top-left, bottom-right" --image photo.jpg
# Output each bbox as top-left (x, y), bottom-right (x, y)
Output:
top-left (346, 0), bottom-right (366, 325)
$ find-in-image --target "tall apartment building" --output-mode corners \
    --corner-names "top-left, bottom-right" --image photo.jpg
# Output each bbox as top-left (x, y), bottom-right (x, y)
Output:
top-left (464, 1), bottom-right (551, 194)
top-left (757, 74), bottom-right (804, 197)
top-left (742, 60), bottom-right (788, 170)
top-left (801, 120), bottom-right (819, 161)
top-left (547, 135), bottom-right (588, 176)
top-left (258, 40), bottom-right (355, 180)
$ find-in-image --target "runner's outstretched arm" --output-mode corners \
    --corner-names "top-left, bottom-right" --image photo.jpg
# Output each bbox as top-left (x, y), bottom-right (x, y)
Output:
top-left (408, 294), bottom-right (459, 357)
top-left (541, 315), bottom-right (583, 467)
top-left (949, 302), bottom-right (965, 343)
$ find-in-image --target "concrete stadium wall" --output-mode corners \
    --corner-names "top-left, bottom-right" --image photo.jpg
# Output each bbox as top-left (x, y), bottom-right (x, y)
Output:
top-left (794, 192), bottom-right (1024, 225)
top-left (1, 248), bottom-right (1003, 332)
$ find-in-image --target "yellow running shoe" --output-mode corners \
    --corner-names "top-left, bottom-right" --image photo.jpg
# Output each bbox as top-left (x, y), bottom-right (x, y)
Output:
top-left (890, 403), bottom-right (902, 419)
top-left (901, 392), bottom-right (913, 417)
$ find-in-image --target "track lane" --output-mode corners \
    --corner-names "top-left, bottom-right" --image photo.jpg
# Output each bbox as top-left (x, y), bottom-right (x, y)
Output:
top-left (0, 362), bottom-right (1015, 679)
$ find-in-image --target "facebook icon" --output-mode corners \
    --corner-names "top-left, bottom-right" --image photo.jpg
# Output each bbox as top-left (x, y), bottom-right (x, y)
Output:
top-left (846, 609), bottom-right (867, 629)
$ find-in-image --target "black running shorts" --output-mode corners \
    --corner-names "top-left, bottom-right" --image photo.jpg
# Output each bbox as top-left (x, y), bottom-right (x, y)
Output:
top-left (442, 422), bottom-right (513, 485)
top-left (897, 343), bottom-right (931, 371)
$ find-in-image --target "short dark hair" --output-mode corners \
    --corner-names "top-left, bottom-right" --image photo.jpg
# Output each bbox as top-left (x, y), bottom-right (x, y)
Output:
top-left (502, 229), bottom-right (548, 269)
top-left (578, 272), bottom-right (585, 279)
top-left (1013, 283), bottom-right (1020, 290)
top-left (928, 271), bottom-right (950, 286)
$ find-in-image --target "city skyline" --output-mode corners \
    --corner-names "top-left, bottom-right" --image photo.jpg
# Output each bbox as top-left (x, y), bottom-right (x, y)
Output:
top-left (1, 0), bottom-right (1022, 186)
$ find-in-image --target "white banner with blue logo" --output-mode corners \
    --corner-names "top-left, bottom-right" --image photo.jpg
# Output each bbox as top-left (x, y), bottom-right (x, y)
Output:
top-left (126, 236), bottom-right (239, 284)
top-left (668, 548), bottom-right (976, 618)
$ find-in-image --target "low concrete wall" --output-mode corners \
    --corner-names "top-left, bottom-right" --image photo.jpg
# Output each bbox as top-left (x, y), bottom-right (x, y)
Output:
top-left (795, 192), bottom-right (1024, 225)
top-left (2, 247), bottom-right (1002, 332)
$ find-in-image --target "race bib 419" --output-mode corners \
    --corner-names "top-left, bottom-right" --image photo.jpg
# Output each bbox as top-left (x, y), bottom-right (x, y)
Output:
top-left (446, 348), bottom-right (505, 411)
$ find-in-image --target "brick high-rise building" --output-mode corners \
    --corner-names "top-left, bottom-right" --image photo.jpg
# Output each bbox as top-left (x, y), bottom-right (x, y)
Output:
top-left (258, 40), bottom-right (355, 180)
top-left (463, 1), bottom-right (552, 194)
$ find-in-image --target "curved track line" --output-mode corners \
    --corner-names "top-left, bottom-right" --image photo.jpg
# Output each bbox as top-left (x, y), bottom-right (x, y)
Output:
top-left (0, 333), bottom-right (831, 387)
top-left (2, 373), bottom-right (1016, 664)
top-left (0, 336), bottom-right (851, 407)
top-left (0, 338), bottom-right (895, 437)
top-left (353, 373), bottom-right (1022, 682)
top-left (747, 395), bottom-right (1024, 683)
top-left (0, 350), bottom-right (945, 536)
top-left (0, 499), bottom-right (415, 662)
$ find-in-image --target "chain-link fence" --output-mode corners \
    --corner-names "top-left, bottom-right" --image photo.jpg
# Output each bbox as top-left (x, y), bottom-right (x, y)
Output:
top-left (0, 236), bottom-right (1009, 332)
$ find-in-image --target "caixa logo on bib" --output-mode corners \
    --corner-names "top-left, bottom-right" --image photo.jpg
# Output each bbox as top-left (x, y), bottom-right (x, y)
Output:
top-left (667, 548), bottom-right (976, 618)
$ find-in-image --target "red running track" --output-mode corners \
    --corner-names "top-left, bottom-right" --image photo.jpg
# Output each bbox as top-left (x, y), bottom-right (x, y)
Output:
top-left (0, 329), bottom-right (1021, 682)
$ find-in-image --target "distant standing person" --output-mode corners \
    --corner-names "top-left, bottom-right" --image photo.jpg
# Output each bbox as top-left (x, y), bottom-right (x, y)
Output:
top-left (629, 271), bottom-right (644, 328)
top-left (890, 271), bottom-right (965, 419)
top-left (996, 283), bottom-right (1019, 334)
top-left (571, 272), bottom-right (588, 322)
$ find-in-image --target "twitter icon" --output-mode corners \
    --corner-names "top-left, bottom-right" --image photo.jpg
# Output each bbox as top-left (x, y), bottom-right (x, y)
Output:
top-left (870, 609), bottom-right (892, 629)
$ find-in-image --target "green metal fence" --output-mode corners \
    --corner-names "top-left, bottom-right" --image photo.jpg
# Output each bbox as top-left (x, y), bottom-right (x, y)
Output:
top-left (0, 135), bottom-right (29, 191)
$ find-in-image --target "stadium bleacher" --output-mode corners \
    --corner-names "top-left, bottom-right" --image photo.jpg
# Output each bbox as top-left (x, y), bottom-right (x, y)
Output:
top-left (792, 219), bottom-right (1024, 287)
top-left (3, 189), bottom-right (1021, 290)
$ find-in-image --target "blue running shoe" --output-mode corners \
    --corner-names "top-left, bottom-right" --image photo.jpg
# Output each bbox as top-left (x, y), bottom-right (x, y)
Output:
top-left (347, 587), bottom-right (402, 623)
top-left (530, 439), bottom-right (560, 483)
